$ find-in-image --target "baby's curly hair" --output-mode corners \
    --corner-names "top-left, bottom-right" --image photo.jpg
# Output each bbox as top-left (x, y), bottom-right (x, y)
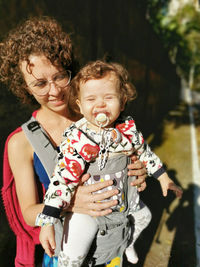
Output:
top-left (0, 16), bottom-right (74, 104)
top-left (68, 60), bottom-right (137, 120)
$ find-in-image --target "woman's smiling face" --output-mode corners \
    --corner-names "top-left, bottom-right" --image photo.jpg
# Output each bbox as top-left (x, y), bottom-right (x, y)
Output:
top-left (20, 54), bottom-right (69, 113)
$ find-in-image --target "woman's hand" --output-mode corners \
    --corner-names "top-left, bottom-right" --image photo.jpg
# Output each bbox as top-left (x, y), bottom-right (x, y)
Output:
top-left (68, 155), bottom-right (147, 216)
top-left (68, 173), bottom-right (119, 217)
top-left (128, 155), bottom-right (147, 192)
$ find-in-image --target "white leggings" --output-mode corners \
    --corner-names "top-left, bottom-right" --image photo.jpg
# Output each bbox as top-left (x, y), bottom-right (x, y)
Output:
top-left (58, 213), bottom-right (98, 267)
top-left (129, 204), bottom-right (152, 246)
top-left (58, 205), bottom-right (152, 267)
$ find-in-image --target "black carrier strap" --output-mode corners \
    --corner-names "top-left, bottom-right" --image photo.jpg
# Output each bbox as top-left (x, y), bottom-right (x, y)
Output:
top-left (21, 116), bottom-right (58, 178)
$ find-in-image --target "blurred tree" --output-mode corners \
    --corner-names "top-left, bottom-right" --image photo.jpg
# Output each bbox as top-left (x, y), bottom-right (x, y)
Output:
top-left (147, 1), bottom-right (200, 91)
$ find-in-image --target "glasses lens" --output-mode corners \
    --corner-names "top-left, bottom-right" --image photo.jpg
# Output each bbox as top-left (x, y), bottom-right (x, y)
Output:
top-left (54, 70), bottom-right (71, 87)
top-left (29, 70), bottom-right (71, 96)
top-left (29, 82), bottom-right (48, 96)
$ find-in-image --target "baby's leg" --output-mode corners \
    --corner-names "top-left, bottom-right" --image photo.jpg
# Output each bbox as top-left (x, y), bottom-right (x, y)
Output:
top-left (125, 202), bottom-right (152, 264)
top-left (131, 202), bottom-right (152, 244)
top-left (58, 213), bottom-right (98, 267)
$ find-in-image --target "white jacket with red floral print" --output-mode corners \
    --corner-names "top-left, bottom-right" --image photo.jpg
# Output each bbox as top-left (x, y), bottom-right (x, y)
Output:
top-left (42, 117), bottom-right (165, 219)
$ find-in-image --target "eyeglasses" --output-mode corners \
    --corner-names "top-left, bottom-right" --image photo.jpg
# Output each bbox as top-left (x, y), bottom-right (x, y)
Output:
top-left (28, 70), bottom-right (71, 96)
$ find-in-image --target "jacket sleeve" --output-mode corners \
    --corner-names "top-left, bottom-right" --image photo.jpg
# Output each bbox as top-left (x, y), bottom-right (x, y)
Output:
top-left (43, 135), bottom-right (86, 218)
top-left (116, 118), bottom-right (165, 178)
top-left (40, 127), bottom-right (100, 220)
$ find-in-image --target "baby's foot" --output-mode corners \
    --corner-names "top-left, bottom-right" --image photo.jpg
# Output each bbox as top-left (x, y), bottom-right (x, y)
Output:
top-left (125, 246), bottom-right (139, 264)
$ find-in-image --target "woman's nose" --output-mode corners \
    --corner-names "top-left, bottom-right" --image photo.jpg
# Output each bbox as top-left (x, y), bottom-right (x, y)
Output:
top-left (48, 81), bottom-right (61, 95)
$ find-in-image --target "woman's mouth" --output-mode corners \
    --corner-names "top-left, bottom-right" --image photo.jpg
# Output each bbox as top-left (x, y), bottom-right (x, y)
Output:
top-left (50, 94), bottom-right (65, 106)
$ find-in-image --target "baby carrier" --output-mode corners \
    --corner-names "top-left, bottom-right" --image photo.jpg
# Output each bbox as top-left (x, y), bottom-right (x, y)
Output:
top-left (2, 114), bottom-right (135, 266)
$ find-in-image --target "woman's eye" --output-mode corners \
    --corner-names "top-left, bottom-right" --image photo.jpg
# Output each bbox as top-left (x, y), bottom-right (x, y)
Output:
top-left (34, 81), bottom-right (47, 88)
top-left (54, 73), bottom-right (66, 81)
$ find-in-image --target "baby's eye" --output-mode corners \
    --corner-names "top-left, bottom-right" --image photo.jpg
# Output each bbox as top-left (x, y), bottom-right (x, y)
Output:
top-left (86, 98), bottom-right (95, 101)
top-left (105, 96), bottom-right (113, 100)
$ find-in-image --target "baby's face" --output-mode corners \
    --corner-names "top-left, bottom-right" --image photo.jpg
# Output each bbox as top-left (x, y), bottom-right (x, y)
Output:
top-left (76, 73), bottom-right (124, 129)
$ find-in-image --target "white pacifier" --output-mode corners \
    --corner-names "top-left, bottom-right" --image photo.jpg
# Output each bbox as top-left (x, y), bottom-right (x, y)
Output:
top-left (95, 113), bottom-right (109, 127)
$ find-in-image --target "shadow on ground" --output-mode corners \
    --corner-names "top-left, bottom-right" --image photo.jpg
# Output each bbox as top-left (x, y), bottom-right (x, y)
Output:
top-left (123, 101), bottom-right (196, 267)
top-left (123, 178), bottom-right (196, 267)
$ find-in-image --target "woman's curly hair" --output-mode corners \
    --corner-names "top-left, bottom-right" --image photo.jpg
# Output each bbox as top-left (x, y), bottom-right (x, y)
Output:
top-left (0, 16), bottom-right (75, 104)
top-left (67, 60), bottom-right (137, 120)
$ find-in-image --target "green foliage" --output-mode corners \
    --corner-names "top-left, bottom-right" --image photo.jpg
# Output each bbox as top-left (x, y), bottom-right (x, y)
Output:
top-left (147, 1), bottom-right (200, 89)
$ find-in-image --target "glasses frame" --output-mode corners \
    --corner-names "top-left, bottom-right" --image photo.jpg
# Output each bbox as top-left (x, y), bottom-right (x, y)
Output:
top-left (28, 70), bottom-right (71, 96)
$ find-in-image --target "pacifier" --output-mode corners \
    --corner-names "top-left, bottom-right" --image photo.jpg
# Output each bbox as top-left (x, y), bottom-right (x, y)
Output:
top-left (95, 113), bottom-right (109, 127)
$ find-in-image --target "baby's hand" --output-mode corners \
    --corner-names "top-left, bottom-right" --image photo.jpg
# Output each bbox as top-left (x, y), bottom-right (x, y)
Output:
top-left (39, 225), bottom-right (56, 257)
top-left (167, 182), bottom-right (183, 198)
top-left (158, 173), bottom-right (183, 198)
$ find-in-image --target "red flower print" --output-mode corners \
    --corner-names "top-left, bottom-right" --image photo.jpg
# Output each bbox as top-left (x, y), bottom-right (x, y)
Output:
top-left (56, 190), bottom-right (62, 196)
top-left (71, 139), bottom-right (78, 145)
top-left (79, 144), bottom-right (100, 161)
top-left (66, 144), bottom-right (74, 154)
top-left (116, 120), bottom-right (135, 133)
top-left (77, 130), bottom-right (82, 140)
top-left (64, 157), bottom-right (83, 180)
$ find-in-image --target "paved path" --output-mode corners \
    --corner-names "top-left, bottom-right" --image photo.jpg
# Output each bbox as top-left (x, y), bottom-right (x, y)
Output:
top-left (128, 101), bottom-right (197, 267)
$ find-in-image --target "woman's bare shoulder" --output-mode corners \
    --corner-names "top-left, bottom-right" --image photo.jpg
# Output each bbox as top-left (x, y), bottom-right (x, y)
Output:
top-left (8, 130), bottom-right (32, 156)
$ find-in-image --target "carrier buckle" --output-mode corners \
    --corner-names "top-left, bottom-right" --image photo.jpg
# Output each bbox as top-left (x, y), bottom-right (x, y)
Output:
top-left (27, 121), bottom-right (41, 132)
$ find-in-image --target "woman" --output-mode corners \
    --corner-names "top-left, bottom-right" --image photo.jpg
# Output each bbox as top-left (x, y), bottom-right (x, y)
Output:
top-left (0, 16), bottom-right (147, 266)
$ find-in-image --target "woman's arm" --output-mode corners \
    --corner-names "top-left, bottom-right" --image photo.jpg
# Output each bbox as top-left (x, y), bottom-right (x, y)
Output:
top-left (8, 131), bottom-right (44, 226)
